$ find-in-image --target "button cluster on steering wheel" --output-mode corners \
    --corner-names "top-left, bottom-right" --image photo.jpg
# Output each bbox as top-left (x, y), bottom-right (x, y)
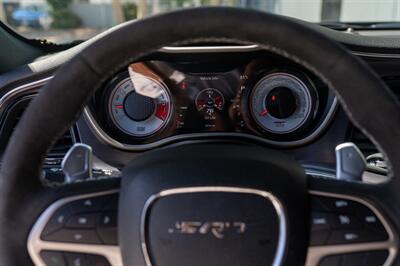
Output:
top-left (318, 250), bottom-right (388, 266)
top-left (310, 195), bottom-right (388, 246)
top-left (41, 193), bottom-right (118, 246)
top-left (310, 194), bottom-right (390, 266)
top-left (40, 251), bottom-right (110, 266)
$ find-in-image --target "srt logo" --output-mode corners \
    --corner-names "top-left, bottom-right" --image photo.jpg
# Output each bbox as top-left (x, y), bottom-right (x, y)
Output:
top-left (168, 221), bottom-right (246, 239)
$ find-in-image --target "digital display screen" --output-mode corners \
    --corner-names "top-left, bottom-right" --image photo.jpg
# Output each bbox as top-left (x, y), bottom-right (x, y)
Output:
top-left (170, 70), bottom-right (244, 133)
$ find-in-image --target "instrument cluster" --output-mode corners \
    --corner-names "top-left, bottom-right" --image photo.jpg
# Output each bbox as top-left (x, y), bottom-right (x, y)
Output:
top-left (89, 54), bottom-right (335, 149)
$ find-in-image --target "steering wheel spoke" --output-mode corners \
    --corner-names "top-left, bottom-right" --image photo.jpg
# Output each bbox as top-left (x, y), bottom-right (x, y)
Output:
top-left (306, 175), bottom-right (398, 265)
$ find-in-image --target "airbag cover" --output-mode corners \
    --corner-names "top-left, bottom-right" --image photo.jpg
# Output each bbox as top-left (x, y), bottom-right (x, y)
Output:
top-left (145, 190), bottom-right (282, 266)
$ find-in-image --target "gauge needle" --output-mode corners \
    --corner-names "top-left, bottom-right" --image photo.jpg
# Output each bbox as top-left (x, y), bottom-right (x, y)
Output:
top-left (260, 109), bottom-right (269, 116)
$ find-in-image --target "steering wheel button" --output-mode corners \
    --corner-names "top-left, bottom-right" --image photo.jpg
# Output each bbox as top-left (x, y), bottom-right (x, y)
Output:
top-left (66, 213), bottom-right (98, 229)
top-left (311, 196), bottom-right (328, 211)
top-left (64, 252), bottom-right (88, 266)
top-left (40, 251), bottom-right (66, 266)
top-left (42, 229), bottom-right (101, 244)
top-left (330, 214), bottom-right (361, 229)
top-left (327, 229), bottom-right (387, 245)
top-left (315, 196), bottom-right (366, 213)
top-left (97, 212), bottom-right (118, 244)
top-left (317, 197), bottom-right (353, 212)
top-left (360, 212), bottom-right (384, 226)
top-left (69, 197), bottom-right (106, 213)
top-left (87, 254), bottom-right (111, 266)
top-left (318, 255), bottom-right (341, 266)
top-left (97, 227), bottom-right (118, 245)
top-left (313, 196), bottom-right (383, 218)
top-left (310, 230), bottom-right (330, 246)
top-left (341, 252), bottom-right (367, 266)
top-left (311, 212), bottom-right (330, 231)
top-left (365, 215), bottom-right (378, 224)
top-left (327, 230), bottom-right (363, 244)
top-left (99, 212), bottom-right (117, 227)
top-left (365, 250), bottom-right (389, 266)
top-left (41, 206), bottom-right (71, 237)
top-left (319, 251), bottom-right (389, 266)
top-left (101, 194), bottom-right (119, 211)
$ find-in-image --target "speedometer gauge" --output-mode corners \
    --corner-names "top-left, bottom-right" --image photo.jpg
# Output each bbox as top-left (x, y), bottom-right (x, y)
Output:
top-left (250, 73), bottom-right (315, 134)
top-left (109, 76), bottom-right (171, 137)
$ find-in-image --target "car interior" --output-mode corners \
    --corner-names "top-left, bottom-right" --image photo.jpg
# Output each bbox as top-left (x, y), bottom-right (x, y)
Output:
top-left (0, 3), bottom-right (400, 266)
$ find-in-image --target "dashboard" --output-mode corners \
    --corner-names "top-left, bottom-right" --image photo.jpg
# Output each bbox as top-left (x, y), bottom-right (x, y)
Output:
top-left (87, 50), bottom-right (336, 150)
top-left (3, 16), bottom-right (400, 266)
top-left (1, 41), bottom-right (399, 180)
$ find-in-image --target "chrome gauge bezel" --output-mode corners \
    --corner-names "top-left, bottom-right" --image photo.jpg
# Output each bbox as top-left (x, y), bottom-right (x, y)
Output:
top-left (108, 76), bottom-right (172, 138)
top-left (249, 72), bottom-right (316, 135)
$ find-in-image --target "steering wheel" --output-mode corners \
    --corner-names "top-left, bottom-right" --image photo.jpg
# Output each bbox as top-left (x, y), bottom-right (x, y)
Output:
top-left (1, 7), bottom-right (400, 266)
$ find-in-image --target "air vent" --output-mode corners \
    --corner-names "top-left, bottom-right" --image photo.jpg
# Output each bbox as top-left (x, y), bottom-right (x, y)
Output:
top-left (0, 96), bottom-right (78, 165)
top-left (349, 127), bottom-right (378, 157)
top-left (47, 130), bottom-right (75, 158)
top-left (349, 76), bottom-right (400, 158)
top-left (382, 77), bottom-right (400, 100)
top-left (13, 107), bottom-right (76, 159)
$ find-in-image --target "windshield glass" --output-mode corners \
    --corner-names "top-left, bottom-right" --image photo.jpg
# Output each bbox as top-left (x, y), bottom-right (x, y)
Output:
top-left (1, 0), bottom-right (398, 43)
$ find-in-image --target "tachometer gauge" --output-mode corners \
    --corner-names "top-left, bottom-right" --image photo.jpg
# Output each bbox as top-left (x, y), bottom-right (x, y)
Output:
top-left (250, 73), bottom-right (315, 134)
top-left (109, 76), bottom-right (171, 137)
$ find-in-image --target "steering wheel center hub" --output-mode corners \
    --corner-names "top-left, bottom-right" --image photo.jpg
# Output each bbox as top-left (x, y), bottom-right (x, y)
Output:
top-left (142, 187), bottom-right (284, 266)
top-left (119, 144), bottom-right (309, 266)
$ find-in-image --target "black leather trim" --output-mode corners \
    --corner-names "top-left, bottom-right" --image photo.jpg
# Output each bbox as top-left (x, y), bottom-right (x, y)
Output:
top-left (1, 7), bottom-right (400, 265)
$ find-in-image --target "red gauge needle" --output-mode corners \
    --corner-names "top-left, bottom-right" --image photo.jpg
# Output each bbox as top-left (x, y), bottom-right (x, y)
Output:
top-left (115, 105), bottom-right (124, 109)
top-left (260, 109), bottom-right (269, 116)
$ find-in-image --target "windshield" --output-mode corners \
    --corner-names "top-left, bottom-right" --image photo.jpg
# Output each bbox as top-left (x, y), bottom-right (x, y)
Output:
top-left (1, 0), bottom-right (399, 44)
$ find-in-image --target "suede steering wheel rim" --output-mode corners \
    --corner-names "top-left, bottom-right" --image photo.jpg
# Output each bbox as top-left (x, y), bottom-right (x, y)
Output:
top-left (1, 7), bottom-right (400, 265)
